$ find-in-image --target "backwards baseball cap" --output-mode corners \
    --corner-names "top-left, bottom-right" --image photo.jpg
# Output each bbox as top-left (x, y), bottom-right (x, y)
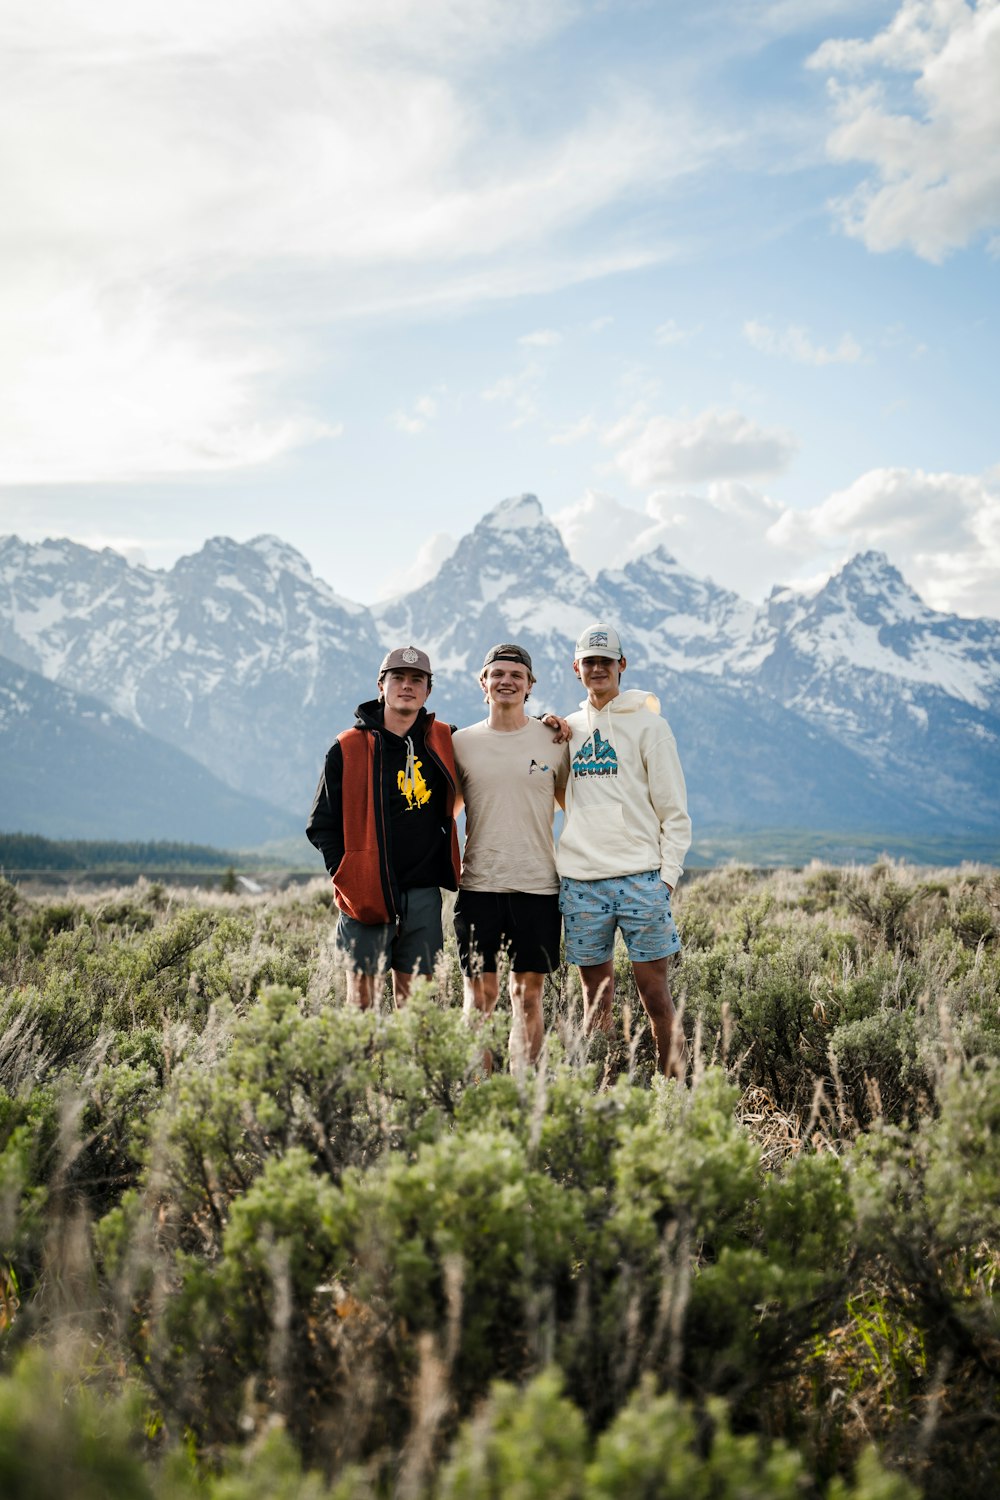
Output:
top-left (379, 645), bottom-right (431, 677)
top-left (481, 642), bottom-right (533, 674)
top-left (574, 623), bottom-right (624, 661)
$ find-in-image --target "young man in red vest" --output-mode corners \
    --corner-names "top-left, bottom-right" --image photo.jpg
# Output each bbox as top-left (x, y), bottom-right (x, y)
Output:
top-left (307, 646), bottom-right (461, 1008)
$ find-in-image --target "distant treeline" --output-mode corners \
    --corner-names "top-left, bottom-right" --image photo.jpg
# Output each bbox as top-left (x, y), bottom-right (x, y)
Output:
top-left (0, 832), bottom-right (236, 871)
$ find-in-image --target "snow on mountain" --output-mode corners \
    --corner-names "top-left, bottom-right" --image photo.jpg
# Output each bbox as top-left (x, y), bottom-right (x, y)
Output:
top-left (372, 494), bottom-right (601, 717)
top-left (741, 552), bottom-right (1000, 712)
top-left (596, 548), bottom-right (757, 671)
top-left (2, 502), bottom-right (999, 843)
top-left (0, 532), bottom-right (382, 814)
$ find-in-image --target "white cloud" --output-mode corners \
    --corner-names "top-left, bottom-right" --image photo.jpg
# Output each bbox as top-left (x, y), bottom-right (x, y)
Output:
top-left (375, 528), bottom-right (459, 601)
top-left (809, 0), bottom-right (1000, 260)
top-left (607, 406), bottom-right (798, 487)
top-left (550, 415), bottom-right (597, 446)
top-left (552, 465), bottom-right (1000, 618)
top-left (554, 481), bottom-right (793, 594)
top-left (0, 275), bottom-right (336, 482)
top-left (769, 465), bottom-right (1000, 615)
top-left (641, 484), bottom-right (791, 587)
top-left (744, 319), bottom-right (862, 364)
top-left (0, 1), bottom-right (579, 76)
top-left (551, 490), bottom-right (651, 574)
top-left (0, 0), bottom-right (718, 483)
top-left (392, 394), bottom-right (439, 435)
top-left (481, 363), bottom-right (542, 427)
top-left (654, 318), bottom-right (700, 346)
top-left (518, 329), bottom-right (562, 347)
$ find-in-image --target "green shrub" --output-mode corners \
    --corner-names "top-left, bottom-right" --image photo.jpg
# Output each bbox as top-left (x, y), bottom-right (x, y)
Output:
top-left (437, 1366), bottom-right (586, 1500)
top-left (0, 1350), bottom-right (154, 1500)
top-left (0, 867), bottom-right (996, 1497)
top-left (829, 1009), bottom-right (930, 1126)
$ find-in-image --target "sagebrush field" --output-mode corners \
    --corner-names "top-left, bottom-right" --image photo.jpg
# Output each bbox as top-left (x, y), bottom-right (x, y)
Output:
top-left (0, 862), bottom-right (998, 1498)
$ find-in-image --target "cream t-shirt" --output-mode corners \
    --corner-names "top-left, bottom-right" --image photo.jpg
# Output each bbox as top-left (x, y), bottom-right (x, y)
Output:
top-left (452, 718), bottom-right (569, 894)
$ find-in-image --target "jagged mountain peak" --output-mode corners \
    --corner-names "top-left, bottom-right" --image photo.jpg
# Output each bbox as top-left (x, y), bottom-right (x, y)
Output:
top-left (379, 492), bottom-right (585, 626)
top-left (371, 496), bottom-right (597, 698)
top-left (745, 548), bottom-right (1000, 718)
top-left (842, 548), bottom-right (893, 574)
top-left (246, 533), bottom-right (314, 573)
top-left (1, 518), bottom-right (998, 847)
top-left (812, 550), bottom-right (925, 626)
top-left (599, 544), bottom-right (680, 586)
top-left (458, 494), bottom-right (571, 574)
top-left (594, 546), bottom-right (756, 667)
top-left (169, 531), bottom-right (366, 614)
top-left (0, 532), bottom-right (129, 574)
top-left (609, 544), bottom-right (747, 603)
top-left (478, 493), bottom-right (548, 532)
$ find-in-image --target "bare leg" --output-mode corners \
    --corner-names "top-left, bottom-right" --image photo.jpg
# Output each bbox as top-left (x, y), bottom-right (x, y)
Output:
top-left (509, 971), bottom-right (545, 1069)
top-left (346, 972), bottom-right (375, 1009)
top-left (578, 961), bottom-right (615, 1037)
top-left (463, 973), bottom-right (500, 1075)
top-left (632, 958), bottom-right (684, 1077)
top-left (392, 969), bottom-right (418, 1007)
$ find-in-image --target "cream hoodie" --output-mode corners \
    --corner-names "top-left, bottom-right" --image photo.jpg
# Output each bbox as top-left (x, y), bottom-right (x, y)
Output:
top-left (556, 688), bottom-right (691, 889)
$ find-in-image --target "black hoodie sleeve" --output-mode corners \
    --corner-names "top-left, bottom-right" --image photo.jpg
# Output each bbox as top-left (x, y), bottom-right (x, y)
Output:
top-left (306, 740), bottom-right (345, 876)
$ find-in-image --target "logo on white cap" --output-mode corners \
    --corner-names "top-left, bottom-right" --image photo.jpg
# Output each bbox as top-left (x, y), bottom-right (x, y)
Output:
top-left (589, 631), bottom-right (608, 648)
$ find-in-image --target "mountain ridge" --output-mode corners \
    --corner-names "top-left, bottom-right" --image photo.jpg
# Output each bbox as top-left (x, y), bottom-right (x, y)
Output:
top-left (0, 653), bottom-right (301, 845)
top-left (2, 498), bottom-right (998, 849)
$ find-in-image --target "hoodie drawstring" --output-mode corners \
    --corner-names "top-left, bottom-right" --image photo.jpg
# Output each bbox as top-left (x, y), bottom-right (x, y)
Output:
top-left (403, 735), bottom-right (417, 803)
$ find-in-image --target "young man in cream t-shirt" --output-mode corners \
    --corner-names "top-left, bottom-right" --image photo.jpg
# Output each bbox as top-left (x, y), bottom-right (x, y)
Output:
top-left (452, 644), bottom-right (569, 1069)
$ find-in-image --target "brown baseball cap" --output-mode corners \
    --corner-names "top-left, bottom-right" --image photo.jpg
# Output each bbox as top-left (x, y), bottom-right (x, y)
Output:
top-left (378, 645), bottom-right (431, 677)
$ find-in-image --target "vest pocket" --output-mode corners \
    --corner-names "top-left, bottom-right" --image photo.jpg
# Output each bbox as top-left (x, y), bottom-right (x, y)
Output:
top-left (334, 851), bottom-right (390, 924)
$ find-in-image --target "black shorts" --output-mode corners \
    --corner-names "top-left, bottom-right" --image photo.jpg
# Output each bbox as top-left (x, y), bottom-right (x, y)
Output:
top-left (454, 890), bottom-right (562, 976)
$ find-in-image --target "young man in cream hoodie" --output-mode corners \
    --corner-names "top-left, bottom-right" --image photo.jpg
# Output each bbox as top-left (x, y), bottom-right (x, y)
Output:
top-left (557, 623), bottom-right (691, 1076)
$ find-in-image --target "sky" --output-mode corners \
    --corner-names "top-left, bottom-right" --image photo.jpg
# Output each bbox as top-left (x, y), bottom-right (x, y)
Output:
top-left (1, 0), bottom-right (998, 617)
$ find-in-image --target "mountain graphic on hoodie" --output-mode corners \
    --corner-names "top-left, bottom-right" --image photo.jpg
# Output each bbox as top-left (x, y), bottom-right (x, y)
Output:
top-left (572, 727), bottom-right (619, 777)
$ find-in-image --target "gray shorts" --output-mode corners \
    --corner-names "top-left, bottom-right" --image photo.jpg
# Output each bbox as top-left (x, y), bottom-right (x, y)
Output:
top-left (335, 886), bottom-right (443, 977)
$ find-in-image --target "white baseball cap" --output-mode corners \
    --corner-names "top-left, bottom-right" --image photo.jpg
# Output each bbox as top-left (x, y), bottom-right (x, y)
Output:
top-left (573, 624), bottom-right (624, 661)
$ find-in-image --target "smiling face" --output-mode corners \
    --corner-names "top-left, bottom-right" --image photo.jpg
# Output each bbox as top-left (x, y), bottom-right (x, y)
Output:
top-left (574, 653), bottom-right (625, 708)
top-left (481, 660), bottom-right (533, 709)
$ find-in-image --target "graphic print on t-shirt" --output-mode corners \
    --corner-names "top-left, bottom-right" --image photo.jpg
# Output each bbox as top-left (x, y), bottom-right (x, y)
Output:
top-left (572, 728), bottom-right (618, 778)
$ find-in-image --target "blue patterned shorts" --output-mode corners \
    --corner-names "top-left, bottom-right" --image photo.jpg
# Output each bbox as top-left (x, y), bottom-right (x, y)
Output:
top-left (559, 870), bottom-right (681, 965)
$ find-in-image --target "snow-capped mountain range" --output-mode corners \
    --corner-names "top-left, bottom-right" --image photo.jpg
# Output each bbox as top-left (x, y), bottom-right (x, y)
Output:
top-left (0, 656), bottom-right (299, 846)
top-left (2, 494), bottom-right (998, 849)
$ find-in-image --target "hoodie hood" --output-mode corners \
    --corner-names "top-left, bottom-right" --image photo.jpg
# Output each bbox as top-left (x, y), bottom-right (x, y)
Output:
top-left (579, 688), bottom-right (661, 719)
top-left (354, 698), bottom-right (435, 740)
